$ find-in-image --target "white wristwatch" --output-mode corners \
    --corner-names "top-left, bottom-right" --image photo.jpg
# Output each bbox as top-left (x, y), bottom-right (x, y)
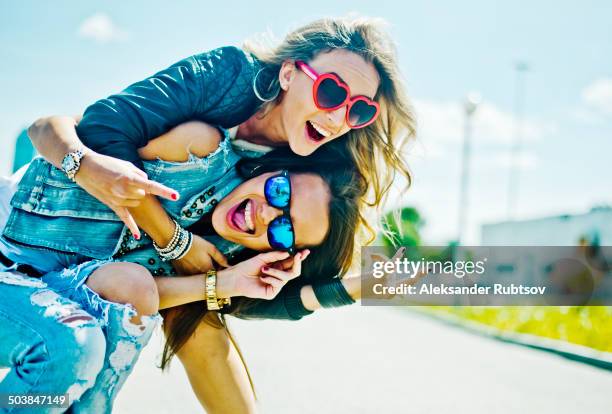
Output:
top-left (61, 148), bottom-right (86, 181)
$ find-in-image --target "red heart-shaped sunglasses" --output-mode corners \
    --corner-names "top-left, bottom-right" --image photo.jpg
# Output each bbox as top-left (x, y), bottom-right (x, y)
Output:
top-left (295, 60), bottom-right (380, 129)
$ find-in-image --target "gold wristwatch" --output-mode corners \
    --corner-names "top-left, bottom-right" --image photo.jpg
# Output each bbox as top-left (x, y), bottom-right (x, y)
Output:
top-left (205, 269), bottom-right (231, 311)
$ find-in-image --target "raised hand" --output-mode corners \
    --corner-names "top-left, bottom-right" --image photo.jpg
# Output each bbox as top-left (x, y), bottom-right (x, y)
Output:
top-left (217, 250), bottom-right (310, 300)
top-left (76, 151), bottom-right (178, 238)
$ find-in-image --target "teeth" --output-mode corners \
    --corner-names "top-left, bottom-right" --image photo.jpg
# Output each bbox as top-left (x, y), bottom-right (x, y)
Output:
top-left (310, 121), bottom-right (331, 137)
top-left (245, 200), bottom-right (254, 231)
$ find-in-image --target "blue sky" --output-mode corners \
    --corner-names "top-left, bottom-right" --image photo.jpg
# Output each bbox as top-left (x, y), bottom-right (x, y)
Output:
top-left (1, 1), bottom-right (611, 243)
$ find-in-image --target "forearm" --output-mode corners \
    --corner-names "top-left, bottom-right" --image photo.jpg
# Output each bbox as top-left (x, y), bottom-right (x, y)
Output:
top-left (127, 194), bottom-right (176, 244)
top-left (155, 268), bottom-right (236, 310)
top-left (28, 115), bottom-right (84, 168)
top-left (155, 275), bottom-right (205, 310)
top-left (231, 276), bottom-right (356, 321)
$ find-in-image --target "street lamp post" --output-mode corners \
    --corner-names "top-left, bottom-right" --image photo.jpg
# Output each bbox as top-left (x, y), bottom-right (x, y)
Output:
top-left (457, 93), bottom-right (480, 245)
top-left (507, 61), bottom-right (529, 219)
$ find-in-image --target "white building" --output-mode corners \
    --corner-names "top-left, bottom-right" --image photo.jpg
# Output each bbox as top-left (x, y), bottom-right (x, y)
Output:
top-left (481, 206), bottom-right (612, 246)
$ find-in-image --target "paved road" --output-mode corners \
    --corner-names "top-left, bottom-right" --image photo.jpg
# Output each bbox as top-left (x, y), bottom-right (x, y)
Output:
top-left (114, 306), bottom-right (612, 413)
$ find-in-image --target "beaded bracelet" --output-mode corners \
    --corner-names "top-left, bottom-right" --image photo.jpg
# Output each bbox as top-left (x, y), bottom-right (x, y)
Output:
top-left (163, 228), bottom-right (190, 261)
top-left (153, 221), bottom-right (194, 261)
top-left (174, 231), bottom-right (193, 261)
top-left (153, 219), bottom-right (181, 255)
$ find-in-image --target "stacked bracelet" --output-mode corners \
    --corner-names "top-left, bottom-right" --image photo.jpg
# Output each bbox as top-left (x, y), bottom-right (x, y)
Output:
top-left (159, 220), bottom-right (181, 252)
top-left (153, 220), bottom-right (194, 261)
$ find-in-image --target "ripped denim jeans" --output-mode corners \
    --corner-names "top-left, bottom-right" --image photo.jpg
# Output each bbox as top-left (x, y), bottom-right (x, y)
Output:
top-left (0, 261), bottom-right (160, 414)
top-left (0, 269), bottom-right (105, 414)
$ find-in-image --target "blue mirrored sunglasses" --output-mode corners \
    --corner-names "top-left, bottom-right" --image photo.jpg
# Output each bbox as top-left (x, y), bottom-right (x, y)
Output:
top-left (264, 170), bottom-right (295, 255)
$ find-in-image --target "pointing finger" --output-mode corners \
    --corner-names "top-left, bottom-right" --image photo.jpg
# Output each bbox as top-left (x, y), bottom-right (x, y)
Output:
top-left (144, 179), bottom-right (179, 201)
top-left (112, 206), bottom-right (140, 240)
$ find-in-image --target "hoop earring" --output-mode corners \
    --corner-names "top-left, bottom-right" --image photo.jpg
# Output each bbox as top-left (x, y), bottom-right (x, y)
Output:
top-left (253, 67), bottom-right (280, 102)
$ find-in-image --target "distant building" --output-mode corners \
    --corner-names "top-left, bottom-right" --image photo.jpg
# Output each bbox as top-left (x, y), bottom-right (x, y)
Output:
top-left (13, 129), bottom-right (35, 172)
top-left (481, 207), bottom-right (612, 246)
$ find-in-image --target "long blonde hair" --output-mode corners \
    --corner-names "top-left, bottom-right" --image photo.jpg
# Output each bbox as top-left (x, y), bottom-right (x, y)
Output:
top-left (244, 16), bottom-right (416, 246)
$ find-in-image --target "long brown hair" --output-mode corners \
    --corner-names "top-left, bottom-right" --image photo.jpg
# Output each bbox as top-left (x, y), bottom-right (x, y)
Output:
top-left (244, 16), bottom-right (417, 243)
top-left (160, 146), bottom-right (364, 370)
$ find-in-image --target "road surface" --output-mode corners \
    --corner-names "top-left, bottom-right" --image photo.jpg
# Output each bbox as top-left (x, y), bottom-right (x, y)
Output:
top-left (114, 306), bottom-right (612, 413)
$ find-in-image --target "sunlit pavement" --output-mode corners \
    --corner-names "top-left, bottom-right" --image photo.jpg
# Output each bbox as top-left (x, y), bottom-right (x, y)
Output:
top-left (115, 305), bottom-right (612, 413)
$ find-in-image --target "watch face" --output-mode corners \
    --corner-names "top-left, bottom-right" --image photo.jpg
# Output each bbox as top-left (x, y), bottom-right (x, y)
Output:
top-left (62, 155), bottom-right (76, 172)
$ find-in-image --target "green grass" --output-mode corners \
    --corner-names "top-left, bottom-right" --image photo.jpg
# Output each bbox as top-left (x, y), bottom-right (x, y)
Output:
top-left (425, 306), bottom-right (612, 353)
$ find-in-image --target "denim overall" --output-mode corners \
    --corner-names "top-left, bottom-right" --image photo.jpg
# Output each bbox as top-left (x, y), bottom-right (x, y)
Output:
top-left (0, 131), bottom-right (248, 413)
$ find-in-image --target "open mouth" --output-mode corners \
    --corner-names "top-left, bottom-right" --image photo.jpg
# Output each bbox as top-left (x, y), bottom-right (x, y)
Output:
top-left (305, 120), bottom-right (328, 142)
top-left (227, 198), bottom-right (255, 234)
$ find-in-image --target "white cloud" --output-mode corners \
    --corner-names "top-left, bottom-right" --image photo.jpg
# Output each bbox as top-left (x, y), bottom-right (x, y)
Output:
top-left (581, 78), bottom-right (612, 116)
top-left (392, 98), bottom-right (555, 244)
top-left (474, 102), bottom-right (553, 143)
top-left (413, 98), bottom-right (554, 149)
top-left (78, 13), bottom-right (126, 44)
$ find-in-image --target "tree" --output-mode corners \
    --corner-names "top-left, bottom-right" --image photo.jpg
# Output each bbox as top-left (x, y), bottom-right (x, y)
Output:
top-left (380, 206), bottom-right (424, 248)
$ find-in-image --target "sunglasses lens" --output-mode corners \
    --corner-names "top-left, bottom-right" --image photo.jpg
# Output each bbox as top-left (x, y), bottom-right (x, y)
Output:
top-left (264, 175), bottom-right (290, 208)
top-left (268, 216), bottom-right (294, 251)
top-left (316, 78), bottom-right (348, 109)
top-left (348, 99), bottom-right (378, 127)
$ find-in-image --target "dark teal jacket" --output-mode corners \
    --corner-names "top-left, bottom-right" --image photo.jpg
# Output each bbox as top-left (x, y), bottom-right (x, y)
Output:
top-left (73, 46), bottom-right (354, 320)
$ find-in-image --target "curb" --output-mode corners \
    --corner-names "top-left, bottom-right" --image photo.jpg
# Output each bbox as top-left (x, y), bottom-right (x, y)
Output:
top-left (405, 308), bottom-right (612, 371)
